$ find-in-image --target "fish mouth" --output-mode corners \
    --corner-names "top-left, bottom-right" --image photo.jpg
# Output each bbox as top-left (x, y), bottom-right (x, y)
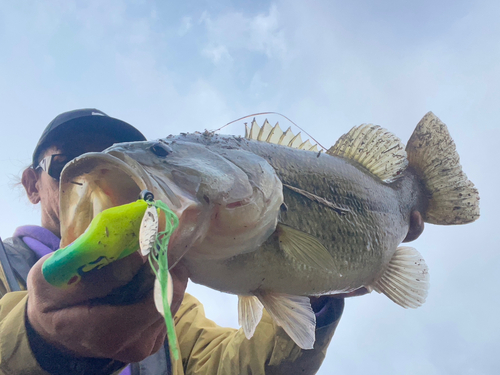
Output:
top-left (58, 151), bottom-right (188, 250)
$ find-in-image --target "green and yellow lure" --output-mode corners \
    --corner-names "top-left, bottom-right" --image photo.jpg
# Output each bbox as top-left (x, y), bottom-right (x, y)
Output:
top-left (42, 192), bottom-right (180, 359)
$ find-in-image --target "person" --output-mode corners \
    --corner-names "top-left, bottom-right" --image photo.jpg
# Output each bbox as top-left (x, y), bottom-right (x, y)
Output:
top-left (0, 109), bottom-right (356, 375)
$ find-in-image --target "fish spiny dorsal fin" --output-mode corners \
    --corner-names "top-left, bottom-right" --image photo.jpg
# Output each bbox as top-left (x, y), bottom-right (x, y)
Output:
top-left (258, 119), bottom-right (273, 141)
top-left (245, 118), bottom-right (261, 140)
top-left (266, 122), bottom-right (283, 143)
top-left (288, 132), bottom-right (303, 148)
top-left (406, 112), bottom-right (480, 225)
top-left (245, 120), bottom-right (318, 151)
top-left (327, 124), bottom-right (408, 183)
top-left (280, 127), bottom-right (295, 146)
top-left (299, 140), bottom-right (312, 150)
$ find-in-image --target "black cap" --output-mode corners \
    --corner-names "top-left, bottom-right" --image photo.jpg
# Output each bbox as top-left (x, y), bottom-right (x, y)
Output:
top-left (33, 108), bottom-right (146, 166)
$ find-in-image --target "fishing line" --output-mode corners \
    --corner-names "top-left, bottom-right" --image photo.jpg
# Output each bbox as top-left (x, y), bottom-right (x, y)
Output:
top-left (210, 111), bottom-right (328, 151)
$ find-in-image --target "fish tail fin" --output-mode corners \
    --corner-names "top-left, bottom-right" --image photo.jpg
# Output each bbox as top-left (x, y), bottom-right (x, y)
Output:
top-left (406, 112), bottom-right (480, 225)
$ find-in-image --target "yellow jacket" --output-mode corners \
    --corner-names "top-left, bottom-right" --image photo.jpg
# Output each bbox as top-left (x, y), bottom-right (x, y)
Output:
top-left (0, 289), bottom-right (341, 375)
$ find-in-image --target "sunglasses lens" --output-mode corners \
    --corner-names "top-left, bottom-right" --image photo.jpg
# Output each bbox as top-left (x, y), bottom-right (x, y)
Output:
top-left (47, 155), bottom-right (71, 180)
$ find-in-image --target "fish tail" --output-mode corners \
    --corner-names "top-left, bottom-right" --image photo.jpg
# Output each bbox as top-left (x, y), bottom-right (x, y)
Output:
top-left (406, 112), bottom-right (480, 225)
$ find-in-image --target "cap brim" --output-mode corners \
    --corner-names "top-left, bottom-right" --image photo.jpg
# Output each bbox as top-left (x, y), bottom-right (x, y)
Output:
top-left (33, 115), bottom-right (146, 166)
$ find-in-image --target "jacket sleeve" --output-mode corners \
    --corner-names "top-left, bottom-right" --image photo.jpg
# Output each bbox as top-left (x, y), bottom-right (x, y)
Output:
top-left (0, 291), bottom-right (51, 375)
top-left (172, 293), bottom-right (343, 375)
top-left (0, 292), bottom-right (127, 375)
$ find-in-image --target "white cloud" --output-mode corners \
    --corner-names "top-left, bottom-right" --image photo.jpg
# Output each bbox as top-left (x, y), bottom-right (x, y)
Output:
top-left (178, 16), bottom-right (192, 36)
top-left (200, 4), bottom-right (287, 63)
top-left (202, 44), bottom-right (233, 65)
top-left (249, 4), bottom-right (286, 58)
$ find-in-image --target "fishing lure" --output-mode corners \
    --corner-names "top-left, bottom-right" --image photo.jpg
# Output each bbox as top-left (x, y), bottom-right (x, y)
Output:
top-left (42, 190), bottom-right (180, 359)
top-left (42, 199), bottom-right (150, 287)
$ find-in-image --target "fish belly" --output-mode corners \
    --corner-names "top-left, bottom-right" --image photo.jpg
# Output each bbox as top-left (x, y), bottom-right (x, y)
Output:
top-left (185, 209), bottom-right (402, 297)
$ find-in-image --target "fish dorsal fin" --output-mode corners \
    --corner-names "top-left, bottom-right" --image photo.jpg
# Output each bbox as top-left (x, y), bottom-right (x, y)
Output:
top-left (327, 124), bottom-right (408, 183)
top-left (245, 119), bottom-right (318, 151)
top-left (245, 118), bottom-right (261, 140)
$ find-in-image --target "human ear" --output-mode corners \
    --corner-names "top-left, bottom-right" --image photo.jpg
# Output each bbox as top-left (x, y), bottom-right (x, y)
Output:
top-left (402, 210), bottom-right (424, 242)
top-left (22, 168), bottom-right (41, 204)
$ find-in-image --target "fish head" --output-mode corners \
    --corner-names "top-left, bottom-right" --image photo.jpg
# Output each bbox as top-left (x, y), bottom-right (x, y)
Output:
top-left (59, 137), bottom-right (283, 263)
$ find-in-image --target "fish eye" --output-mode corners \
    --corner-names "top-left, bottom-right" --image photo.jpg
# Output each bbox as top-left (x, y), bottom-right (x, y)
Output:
top-left (149, 143), bottom-right (172, 157)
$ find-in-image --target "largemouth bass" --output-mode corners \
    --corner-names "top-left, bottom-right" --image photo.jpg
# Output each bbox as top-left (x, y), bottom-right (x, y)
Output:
top-left (58, 112), bottom-right (479, 349)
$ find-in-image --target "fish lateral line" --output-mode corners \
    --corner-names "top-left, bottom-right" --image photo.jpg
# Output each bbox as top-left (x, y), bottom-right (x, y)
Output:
top-left (283, 183), bottom-right (350, 215)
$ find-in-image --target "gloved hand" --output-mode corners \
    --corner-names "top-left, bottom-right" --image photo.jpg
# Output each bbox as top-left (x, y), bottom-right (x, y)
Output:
top-left (26, 250), bottom-right (188, 364)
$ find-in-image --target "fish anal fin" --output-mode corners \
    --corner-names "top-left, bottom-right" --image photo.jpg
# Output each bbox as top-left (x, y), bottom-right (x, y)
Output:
top-left (406, 112), bottom-right (480, 225)
top-left (371, 246), bottom-right (429, 309)
top-left (256, 292), bottom-right (316, 350)
top-left (277, 223), bottom-right (337, 272)
top-left (238, 295), bottom-right (264, 339)
top-left (327, 124), bottom-right (408, 183)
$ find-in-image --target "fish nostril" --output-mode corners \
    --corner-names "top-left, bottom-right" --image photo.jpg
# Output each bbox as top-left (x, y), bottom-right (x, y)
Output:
top-left (150, 143), bottom-right (172, 157)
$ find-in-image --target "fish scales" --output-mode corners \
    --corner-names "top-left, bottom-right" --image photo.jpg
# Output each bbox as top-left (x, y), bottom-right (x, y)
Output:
top-left (173, 133), bottom-right (422, 295)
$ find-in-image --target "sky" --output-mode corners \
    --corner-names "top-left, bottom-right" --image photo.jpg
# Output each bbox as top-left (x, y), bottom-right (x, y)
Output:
top-left (0, 0), bottom-right (499, 374)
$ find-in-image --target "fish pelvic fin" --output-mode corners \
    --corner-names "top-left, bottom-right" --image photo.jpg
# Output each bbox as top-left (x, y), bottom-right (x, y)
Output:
top-left (371, 246), bottom-right (429, 308)
top-left (327, 124), bottom-right (408, 183)
top-left (406, 112), bottom-right (480, 225)
top-left (256, 292), bottom-right (316, 350)
top-left (238, 295), bottom-right (264, 339)
top-left (245, 118), bottom-right (319, 151)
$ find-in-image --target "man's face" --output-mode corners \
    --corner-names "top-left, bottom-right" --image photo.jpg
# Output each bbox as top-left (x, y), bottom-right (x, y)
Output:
top-left (36, 145), bottom-right (63, 236)
top-left (26, 132), bottom-right (124, 237)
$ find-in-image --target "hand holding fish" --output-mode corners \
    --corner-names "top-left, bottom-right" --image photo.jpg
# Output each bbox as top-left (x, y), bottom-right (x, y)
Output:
top-left (26, 249), bottom-right (187, 363)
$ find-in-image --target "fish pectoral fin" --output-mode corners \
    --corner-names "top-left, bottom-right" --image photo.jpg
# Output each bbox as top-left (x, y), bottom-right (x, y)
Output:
top-left (238, 295), bottom-right (264, 339)
top-left (256, 292), bottom-right (316, 350)
top-left (371, 246), bottom-right (430, 308)
top-left (277, 223), bottom-right (337, 272)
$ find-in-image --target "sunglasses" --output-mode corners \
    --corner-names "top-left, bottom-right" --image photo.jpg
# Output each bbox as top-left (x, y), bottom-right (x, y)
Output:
top-left (35, 154), bottom-right (73, 181)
